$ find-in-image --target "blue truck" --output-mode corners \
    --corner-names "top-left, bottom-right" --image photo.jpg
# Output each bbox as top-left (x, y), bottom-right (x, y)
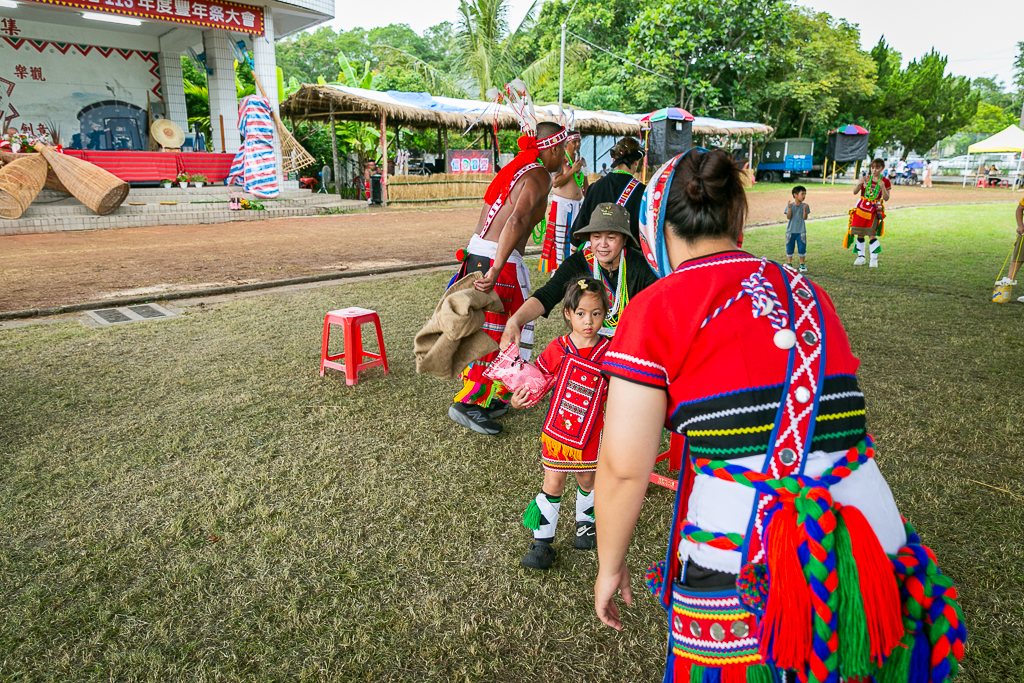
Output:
top-left (756, 138), bottom-right (814, 183)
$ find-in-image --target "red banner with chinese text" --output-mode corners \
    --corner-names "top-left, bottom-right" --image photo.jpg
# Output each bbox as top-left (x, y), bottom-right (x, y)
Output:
top-left (19, 0), bottom-right (265, 36)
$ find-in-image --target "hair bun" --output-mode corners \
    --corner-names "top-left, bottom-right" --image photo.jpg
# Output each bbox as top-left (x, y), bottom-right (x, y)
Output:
top-left (686, 178), bottom-right (704, 202)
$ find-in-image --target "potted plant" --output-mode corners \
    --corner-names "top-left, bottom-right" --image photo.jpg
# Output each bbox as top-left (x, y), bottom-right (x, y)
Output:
top-left (192, 174), bottom-right (207, 189)
top-left (176, 173), bottom-right (190, 189)
top-left (160, 178), bottom-right (174, 189)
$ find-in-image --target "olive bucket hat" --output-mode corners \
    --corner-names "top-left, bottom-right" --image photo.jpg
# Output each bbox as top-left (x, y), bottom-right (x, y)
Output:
top-left (572, 202), bottom-right (640, 247)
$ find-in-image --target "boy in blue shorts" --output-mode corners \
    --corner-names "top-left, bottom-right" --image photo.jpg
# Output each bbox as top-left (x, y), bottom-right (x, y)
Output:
top-left (785, 185), bottom-right (810, 272)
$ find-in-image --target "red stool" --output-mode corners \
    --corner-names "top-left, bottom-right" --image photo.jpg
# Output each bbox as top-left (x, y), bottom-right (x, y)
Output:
top-left (650, 432), bottom-right (686, 491)
top-left (320, 307), bottom-right (389, 385)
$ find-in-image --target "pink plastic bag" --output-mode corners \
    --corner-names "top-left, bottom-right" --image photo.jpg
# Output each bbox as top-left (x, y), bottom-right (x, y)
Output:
top-left (483, 343), bottom-right (555, 402)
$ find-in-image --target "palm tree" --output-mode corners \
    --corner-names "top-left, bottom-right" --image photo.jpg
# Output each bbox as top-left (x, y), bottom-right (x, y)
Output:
top-left (375, 0), bottom-right (573, 99)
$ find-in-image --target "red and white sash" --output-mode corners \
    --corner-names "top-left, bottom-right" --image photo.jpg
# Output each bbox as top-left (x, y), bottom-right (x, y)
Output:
top-left (480, 162), bottom-right (544, 239)
top-left (616, 177), bottom-right (640, 206)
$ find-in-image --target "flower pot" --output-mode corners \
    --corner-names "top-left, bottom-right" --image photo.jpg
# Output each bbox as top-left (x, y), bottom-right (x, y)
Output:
top-left (178, 182), bottom-right (188, 189)
top-left (162, 182), bottom-right (172, 189)
top-left (194, 182), bottom-right (204, 189)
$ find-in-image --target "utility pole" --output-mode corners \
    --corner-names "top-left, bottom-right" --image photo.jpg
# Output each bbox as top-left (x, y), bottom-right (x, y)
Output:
top-left (558, 23), bottom-right (566, 111)
top-left (557, 0), bottom-right (579, 113)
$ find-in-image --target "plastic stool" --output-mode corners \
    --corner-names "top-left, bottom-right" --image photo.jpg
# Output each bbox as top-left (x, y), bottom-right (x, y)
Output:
top-left (320, 307), bottom-right (389, 385)
top-left (650, 432), bottom-right (685, 491)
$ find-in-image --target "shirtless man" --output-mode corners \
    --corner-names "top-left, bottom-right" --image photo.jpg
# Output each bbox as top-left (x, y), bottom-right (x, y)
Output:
top-left (448, 120), bottom-right (568, 436)
top-left (539, 132), bottom-right (587, 272)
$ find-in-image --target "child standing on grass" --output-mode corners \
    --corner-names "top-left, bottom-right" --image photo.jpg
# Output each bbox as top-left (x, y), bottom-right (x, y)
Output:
top-left (510, 278), bottom-right (610, 570)
top-left (785, 185), bottom-right (810, 272)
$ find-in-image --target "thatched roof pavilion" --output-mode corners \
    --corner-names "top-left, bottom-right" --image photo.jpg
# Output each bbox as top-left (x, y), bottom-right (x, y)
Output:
top-left (281, 84), bottom-right (641, 136)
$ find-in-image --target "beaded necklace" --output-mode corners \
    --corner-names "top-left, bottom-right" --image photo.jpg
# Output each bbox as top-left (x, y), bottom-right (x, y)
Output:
top-left (566, 152), bottom-right (584, 187)
top-left (584, 246), bottom-right (629, 335)
top-left (863, 175), bottom-right (883, 201)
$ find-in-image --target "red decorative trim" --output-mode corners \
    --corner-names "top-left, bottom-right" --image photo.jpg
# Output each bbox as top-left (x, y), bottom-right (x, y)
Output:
top-left (18, 0), bottom-right (265, 36)
top-left (2, 37), bottom-right (159, 66)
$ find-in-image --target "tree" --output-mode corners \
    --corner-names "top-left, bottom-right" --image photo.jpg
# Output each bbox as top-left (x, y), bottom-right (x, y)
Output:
top-left (276, 27), bottom-right (372, 85)
top-left (755, 8), bottom-right (875, 138)
top-left (965, 77), bottom-right (1017, 134)
top-left (522, 0), bottom-right (638, 109)
top-left (966, 102), bottom-right (1016, 135)
top-left (860, 40), bottom-right (978, 157)
top-left (628, 0), bottom-right (786, 113)
top-left (375, 0), bottom-right (568, 100)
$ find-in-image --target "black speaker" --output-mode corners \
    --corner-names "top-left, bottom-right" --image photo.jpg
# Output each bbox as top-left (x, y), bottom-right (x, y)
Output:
top-left (647, 118), bottom-right (693, 167)
top-left (370, 174), bottom-right (382, 204)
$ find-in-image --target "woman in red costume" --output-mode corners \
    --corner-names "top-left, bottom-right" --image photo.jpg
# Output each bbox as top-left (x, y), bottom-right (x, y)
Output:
top-left (593, 148), bottom-right (965, 683)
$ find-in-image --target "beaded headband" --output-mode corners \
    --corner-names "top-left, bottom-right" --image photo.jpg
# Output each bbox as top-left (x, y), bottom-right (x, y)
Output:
top-left (536, 127), bottom-right (569, 150)
top-left (567, 132), bottom-right (581, 142)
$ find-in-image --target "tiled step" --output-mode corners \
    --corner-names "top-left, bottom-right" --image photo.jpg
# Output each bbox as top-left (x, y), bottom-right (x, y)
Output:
top-left (21, 194), bottom-right (350, 218)
top-left (1, 201), bottom-right (367, 235)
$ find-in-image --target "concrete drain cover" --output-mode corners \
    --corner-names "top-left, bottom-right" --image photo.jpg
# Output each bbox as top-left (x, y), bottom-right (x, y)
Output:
top-left (85, 303), bottom-right (176, 326)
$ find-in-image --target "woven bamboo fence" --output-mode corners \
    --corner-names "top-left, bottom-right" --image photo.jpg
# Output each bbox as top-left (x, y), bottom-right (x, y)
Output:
top-left (386, 173), bottom-right (495, 204)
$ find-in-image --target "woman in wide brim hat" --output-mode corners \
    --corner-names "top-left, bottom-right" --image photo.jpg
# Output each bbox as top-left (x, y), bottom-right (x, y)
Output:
top-left (502, 201), bottom-right (657, 347)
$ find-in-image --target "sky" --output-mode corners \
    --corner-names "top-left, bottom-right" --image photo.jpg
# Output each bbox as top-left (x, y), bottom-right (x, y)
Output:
top-left (328, 0), bottom-right (1021, 91)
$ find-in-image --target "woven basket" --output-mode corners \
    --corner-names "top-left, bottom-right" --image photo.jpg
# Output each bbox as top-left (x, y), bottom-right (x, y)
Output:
top-left (0, 150), bottom-right (70, 194)
top-left (0, 153), bottom-right (47, 220)
top-left (37, 144), bottom-right (129, 215)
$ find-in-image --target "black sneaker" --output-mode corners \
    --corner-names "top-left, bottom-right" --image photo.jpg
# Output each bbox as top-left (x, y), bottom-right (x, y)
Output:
top-left (448, 403), bottom-right (502, 435)
top-left (574, 520), bottom-right (597, 550)
top-left (487, 400), bottom-right (510, 419)
top-left (521, 541), bottom-right (556, 570)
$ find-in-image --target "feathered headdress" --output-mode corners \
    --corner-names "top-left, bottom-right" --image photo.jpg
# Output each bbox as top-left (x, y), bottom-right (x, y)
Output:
top-left (483, 81), bottom-right (567, 205)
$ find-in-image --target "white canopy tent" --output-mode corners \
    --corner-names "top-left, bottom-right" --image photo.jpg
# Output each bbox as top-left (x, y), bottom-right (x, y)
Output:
top-left (962, 125), bottom-right (1024, 189)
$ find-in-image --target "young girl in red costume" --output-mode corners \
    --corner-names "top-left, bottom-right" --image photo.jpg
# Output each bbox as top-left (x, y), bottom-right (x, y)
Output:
top-left (511, 277), bottom-right (610, 570)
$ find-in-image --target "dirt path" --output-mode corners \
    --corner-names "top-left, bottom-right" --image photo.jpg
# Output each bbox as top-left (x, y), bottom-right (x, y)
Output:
top-left (0, 184), bottom-right (1014, 312)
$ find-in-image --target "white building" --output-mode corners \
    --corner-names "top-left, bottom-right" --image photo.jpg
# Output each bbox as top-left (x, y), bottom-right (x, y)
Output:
top-left (0, 0), bottom-right (332, 168)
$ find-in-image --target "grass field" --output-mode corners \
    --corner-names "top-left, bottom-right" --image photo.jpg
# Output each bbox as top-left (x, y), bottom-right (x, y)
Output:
top-left (2, 202), bottom-right (1023, 682)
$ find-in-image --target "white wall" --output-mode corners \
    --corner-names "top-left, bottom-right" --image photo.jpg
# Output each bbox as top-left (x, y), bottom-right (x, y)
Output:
top-left (1, 38), bottom-right (161, 149)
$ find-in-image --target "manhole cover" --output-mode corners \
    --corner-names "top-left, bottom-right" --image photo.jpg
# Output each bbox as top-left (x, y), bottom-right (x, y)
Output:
top-left (84, 303), bottom-right (177, 326)
top-left (94, 308), bottom-right (132, 324)
top-left (128, 304), bottom-right (168, 319)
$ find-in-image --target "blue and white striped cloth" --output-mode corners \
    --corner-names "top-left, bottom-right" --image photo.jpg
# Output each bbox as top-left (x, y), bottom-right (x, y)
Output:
top-left (227, 95), bottom-right (280, 198)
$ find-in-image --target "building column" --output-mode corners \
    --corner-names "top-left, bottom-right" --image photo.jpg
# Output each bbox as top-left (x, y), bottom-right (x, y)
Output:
top-left (203, 29), bottom-right (240, 155)
top-left (251, 7), bottom-right (282, 181)
top-left (158, 37), bottom-right (188, 132)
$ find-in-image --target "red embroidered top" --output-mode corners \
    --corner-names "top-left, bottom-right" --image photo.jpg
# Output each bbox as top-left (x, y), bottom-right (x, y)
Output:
top-left (537, 335), bottom-right (611, 453)
top-left (601, 251), bottom-right (866, 459)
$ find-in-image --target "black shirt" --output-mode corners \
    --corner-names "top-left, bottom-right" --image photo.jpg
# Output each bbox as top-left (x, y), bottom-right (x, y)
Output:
top-left (570, 171), bottom-right (646, 248)
top-left (532, 248), bottom-right (658, 317)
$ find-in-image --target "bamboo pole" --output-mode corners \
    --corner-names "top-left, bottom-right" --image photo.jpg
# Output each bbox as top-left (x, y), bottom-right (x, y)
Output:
top-left (822, 156), bottom-right (828, 185)
top-left (329, 108), bottom-right (341, 196)
top-left (380, 111), bottom-right (388, 207)
top-left (219, 115), bottom-right (225, 154)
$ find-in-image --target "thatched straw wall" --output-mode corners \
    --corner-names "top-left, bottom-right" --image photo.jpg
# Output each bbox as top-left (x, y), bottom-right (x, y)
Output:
top-left (386, 173), bottom-right (494, 203)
